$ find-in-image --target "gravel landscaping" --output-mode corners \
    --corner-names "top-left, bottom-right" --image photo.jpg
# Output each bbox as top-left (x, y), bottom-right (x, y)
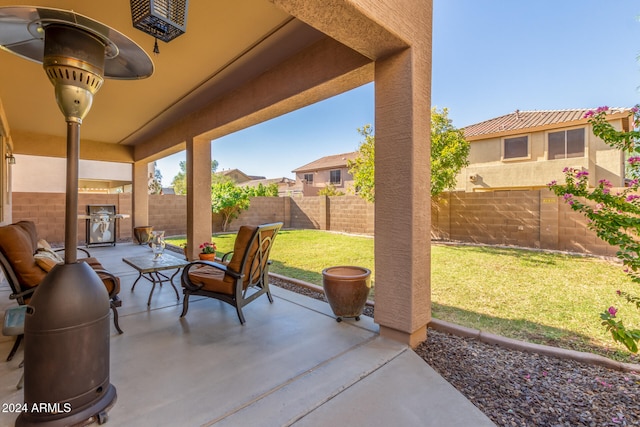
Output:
top-left (272, 279), bottom-right (640, 427)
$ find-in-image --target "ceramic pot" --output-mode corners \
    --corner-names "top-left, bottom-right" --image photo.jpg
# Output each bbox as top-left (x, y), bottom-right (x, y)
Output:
top-left (133, 226), bottom-right (153, 245)
top-left (199, 253), bottom-right (216, 261)
top-left (322, 266), bottom-right (371, 322)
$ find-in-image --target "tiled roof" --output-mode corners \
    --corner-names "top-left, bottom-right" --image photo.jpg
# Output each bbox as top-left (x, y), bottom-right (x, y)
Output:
top-left (292, 151), bottom-right (359, 173)
top-left (238, 177), bottom-right (295, 187)
top-left (463, 108), bottom-right (631, 138)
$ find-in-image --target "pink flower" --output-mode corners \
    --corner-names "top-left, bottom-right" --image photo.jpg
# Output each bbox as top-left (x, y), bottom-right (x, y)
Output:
top-left (584, 110), bottom-right (594, 118)
top-left (626, 194), bottom-right (640, 202)
top-left (598, 179), bottom-right (612, 188)
top-left (596, 106), bottom-right (609, 113)
top-left (628, 156), bottom-right (640, 165)
top-left (617, 289), bottom-right (622, 295)
top-left (608, 306), bottom-right (618, 317)
top-left (547, 180), bottom-right (557, 187)
top-left (576, 170), bottom-right (589, 179)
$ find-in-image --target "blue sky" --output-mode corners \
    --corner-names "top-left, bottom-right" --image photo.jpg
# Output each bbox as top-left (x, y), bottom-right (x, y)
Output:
top-left (156, 0), bottom-right (640, 185)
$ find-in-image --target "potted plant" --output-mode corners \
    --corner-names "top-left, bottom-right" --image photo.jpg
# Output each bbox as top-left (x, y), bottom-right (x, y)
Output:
top-left (198, 242), bottom-right (217, 261)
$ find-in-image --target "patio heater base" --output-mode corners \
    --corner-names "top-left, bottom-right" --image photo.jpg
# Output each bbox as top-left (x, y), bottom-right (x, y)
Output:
top-left (16, 385), bottom-right (116, 426)
top-left (16, 262), bottom-right (116, 427)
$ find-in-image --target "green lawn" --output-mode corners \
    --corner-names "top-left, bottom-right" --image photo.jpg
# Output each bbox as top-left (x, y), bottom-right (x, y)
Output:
top-left (167, 229), bottom-right (640, 363)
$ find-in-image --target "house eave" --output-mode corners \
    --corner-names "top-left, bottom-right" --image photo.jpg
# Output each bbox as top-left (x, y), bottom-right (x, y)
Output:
top-left (465, 110), bottom-right (632, 142)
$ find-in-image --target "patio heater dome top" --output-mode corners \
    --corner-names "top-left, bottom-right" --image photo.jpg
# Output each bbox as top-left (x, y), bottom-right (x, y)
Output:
top-left (0, 6), bottom-right (154, 79)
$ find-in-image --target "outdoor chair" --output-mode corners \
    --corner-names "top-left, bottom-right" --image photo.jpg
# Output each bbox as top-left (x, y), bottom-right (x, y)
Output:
top-left (180, 222), bottom-right (283, 324)
top-left (0, 221), bottom-right (122, 361)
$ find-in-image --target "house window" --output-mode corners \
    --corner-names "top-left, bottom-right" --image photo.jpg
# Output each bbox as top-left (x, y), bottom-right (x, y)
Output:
top-left (303, 173), bottom-right (313, 184)
top-left (329, 169), bottom-right (341, 185)
top-left (548, 128), bottom-right (585, 159)
top-left (503, 136), bottom-right (529, 160)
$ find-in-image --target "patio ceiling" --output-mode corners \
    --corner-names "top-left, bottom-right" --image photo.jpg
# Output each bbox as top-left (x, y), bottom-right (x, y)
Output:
top-left (0, 1), bottom-right (333, 155)
top-left (0, 0), bottom-right (433, 348)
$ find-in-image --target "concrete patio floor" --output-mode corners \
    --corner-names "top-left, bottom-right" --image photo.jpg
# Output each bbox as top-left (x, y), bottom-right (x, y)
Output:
top-left (0, 243), bottom-right (494, 426)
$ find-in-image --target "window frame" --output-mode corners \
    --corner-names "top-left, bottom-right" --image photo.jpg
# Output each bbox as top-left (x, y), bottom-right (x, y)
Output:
top-left (501, 134), bottom-right (530, 161)
top-left (303, 173), bottom-right (314, 184)
top-left (329, 169), bottom-right (342, 185)
top-left (547, 127), bottom-right (586, 160)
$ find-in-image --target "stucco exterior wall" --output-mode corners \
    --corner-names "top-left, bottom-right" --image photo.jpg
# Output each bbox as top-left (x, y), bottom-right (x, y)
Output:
top-left (459, 119), bottom-right (627, 192)
top-left (12, 154), bottom-right (132, 193)
top-left (295, 167), bottom-right (355, 196)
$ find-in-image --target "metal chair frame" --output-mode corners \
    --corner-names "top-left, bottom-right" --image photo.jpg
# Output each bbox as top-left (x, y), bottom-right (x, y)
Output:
top-left (180, 222), bottom-right (282, 324)
top-left (0, 244), bottom-right (123, 362)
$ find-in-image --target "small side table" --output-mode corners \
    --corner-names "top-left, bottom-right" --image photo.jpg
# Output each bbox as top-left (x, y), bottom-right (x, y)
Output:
top-left (3, 305), bottom-right (27, 389)
top-left (123, 254), bottom-right (190, 306)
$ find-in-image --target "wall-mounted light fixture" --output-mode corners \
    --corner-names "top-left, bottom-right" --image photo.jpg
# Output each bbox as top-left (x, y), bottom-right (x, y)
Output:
top-left (5, 153), bottom-right (15, 165)
top-left (131, 0), bottom-right (189, 54)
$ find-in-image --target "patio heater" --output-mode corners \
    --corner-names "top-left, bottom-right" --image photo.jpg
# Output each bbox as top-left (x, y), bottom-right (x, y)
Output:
top-left (0, 6), bottom-right (153, 426)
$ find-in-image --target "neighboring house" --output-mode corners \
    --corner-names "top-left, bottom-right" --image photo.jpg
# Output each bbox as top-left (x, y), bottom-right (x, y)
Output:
top-left (292, 152), bottom-right (358, 196)
top-left (238, 177), bottom-right (298, 196)
top-left (458, 108), bottom-right (634, 192)
top-left (216, 168), bottom-right (265, 184)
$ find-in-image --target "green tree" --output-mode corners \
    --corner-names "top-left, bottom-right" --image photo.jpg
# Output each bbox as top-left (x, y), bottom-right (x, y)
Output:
top-left (171, 159), bottom-right (219, 195)
top-left (318, 183), bottom-right (345, 196)
top-left (347, 125), bottom-right (375, 202)
top-left (211, 180), bottom-right (250, 231)
top-left (430, 107), bottom-right (470, 196)
top-left (148, 162), bottom-right (163, 195)
top-left (245, 182), bottom-right (279, 197)
top-left (348, 108), bottom-right (469, 202)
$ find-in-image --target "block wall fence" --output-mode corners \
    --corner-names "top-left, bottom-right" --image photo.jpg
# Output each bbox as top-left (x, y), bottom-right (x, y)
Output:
top-left (11, 190), bottom-right (617, 257)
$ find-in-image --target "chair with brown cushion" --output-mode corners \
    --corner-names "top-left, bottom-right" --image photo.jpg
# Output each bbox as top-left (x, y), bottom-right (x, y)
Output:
top-left (180, 222), bottom-right (283, 324)
top-left (0, 221), bottom-right (122, 361)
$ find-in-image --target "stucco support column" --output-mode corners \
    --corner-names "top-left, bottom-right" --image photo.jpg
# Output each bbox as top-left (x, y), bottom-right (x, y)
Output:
top-left (272, 0), bottom-right (433, 347)
top-left (374, 46), bottom-right (432, 347)
top-left (186, 136), bottom-right (212, 260)
top-left (132, 160), bottom-right (149, 228)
